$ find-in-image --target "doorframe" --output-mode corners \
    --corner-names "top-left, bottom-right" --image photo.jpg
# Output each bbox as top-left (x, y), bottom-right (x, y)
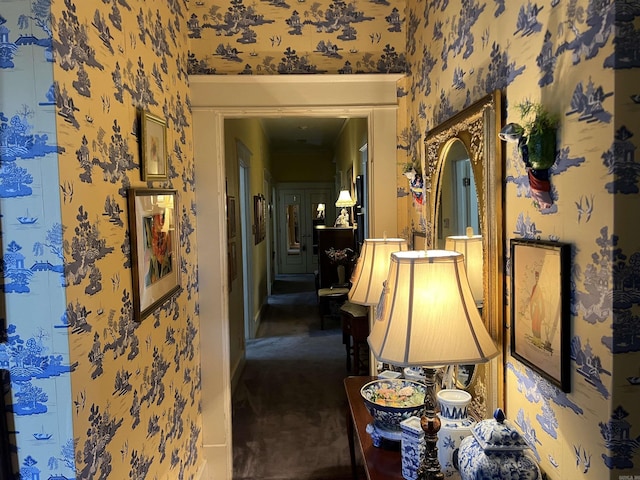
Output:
top-left (236, 141), bottom-right (255, 340)
top-left (191, 74), bottom-right (402, 479)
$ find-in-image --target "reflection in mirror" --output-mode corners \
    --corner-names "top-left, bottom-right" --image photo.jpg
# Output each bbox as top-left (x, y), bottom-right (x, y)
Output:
top-left (438, 138), bottom-right (484, 307)
top-left (424, 90), bottom-right (503, 419)
top-left (312, 203), bottom-right (326, 255)
top-left (437, 139), bottom-right (479, 248)
top-left (446, 231), bottom-right (483, 306)
top-left (286, 203), bottom-right (300, 255)
top-left (454, 364), bottom-right (477, 389)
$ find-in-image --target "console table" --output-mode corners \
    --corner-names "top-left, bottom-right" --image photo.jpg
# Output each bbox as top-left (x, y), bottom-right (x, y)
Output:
top-left (344, 376), bottom-right (403, 480)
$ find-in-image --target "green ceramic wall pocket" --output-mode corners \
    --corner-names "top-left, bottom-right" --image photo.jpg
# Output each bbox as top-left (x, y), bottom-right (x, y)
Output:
top-left (499, 100), bottom-right (559, 210)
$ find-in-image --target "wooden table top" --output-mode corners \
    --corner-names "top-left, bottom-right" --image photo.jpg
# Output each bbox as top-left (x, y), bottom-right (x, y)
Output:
top-left (344, 376), bottom-right (404, 480)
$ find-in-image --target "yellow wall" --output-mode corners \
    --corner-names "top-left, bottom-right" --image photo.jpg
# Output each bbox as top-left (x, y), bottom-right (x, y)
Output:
top-left (403, 1), bottom-right (639, 478)
top-left (5, 0), bottom-right (639, 478)
top-left (52, 0), bottom-right (202, 478)
top-left (334, 117), bottom-right (368, 190)
top-left (224, 118), bottom-right (272, 376)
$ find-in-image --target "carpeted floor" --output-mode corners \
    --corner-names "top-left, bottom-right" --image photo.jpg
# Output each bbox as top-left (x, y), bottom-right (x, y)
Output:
top-left (232, 274), bottom-right (365, 480)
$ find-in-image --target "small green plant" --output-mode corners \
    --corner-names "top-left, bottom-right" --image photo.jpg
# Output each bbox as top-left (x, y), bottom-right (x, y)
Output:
top-left (402, 161), bottom-right (420, 175)
top-left (514, 100), bottom-right (559, 171)
top-left (514, 99), bottom-right (559, 138)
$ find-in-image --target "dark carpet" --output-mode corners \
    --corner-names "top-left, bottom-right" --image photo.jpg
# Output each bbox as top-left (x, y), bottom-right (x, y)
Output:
top-left (232, 274), bottom-right (365, 480)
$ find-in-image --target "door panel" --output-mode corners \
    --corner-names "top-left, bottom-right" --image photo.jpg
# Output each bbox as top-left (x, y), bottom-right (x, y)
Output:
top-left (280, 192), bottom-right (304, 273)
top-left (278, 186), bottom-right (332, 274)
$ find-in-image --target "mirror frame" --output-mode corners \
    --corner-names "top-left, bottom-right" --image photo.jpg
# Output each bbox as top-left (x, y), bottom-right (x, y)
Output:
top-left (423, 90), bottom-right (504, 420)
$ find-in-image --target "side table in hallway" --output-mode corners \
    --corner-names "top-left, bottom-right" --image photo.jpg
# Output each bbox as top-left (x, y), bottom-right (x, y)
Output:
top-left (340, 301), bottom-right (370, 374)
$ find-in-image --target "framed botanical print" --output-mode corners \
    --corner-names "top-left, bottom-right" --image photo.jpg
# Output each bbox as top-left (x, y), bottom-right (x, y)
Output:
top-left (140, 110), bottom-right (168, 181)
top-left (128, 188), bottom-right (180, 321)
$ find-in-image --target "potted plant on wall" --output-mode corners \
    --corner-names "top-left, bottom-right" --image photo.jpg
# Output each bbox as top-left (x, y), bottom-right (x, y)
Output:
top-left (500, 100), bottom-right (559, 209)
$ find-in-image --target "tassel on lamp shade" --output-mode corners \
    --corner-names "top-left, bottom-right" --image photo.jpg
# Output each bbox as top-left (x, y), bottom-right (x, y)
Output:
top-left (368, 250), bottom-right (499, 480)
top-left (348, 238), bottom-right (408, 306)
top-left (445, 227), bottom-right (483, 306)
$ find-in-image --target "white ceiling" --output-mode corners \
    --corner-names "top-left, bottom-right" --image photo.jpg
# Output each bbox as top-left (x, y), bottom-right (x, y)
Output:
top-left (260, 117), bottom-right (348, 150)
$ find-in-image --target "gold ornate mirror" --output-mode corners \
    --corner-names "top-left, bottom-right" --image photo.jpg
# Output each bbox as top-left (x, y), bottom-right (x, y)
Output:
top-left (423, 90), bottom-right (503, 420)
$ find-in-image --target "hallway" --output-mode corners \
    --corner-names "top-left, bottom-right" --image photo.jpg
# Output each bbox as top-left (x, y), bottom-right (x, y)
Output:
top-left (231, 274), bottom-right (364, 480)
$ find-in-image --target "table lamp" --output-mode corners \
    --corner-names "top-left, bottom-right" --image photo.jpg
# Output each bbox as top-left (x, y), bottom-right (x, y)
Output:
top-left (335, 190), bottom-right (355, 227)
top-left (445, 226), bottom-right (483, 306)
top-left (368, 250), bottom-right (499, 480)
top-left (335, 189), bottom-right (355, 208)
top-left (349, 237), bottom-right (408, 306)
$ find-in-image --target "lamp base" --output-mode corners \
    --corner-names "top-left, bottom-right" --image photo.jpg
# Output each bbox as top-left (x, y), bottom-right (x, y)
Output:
top-left (417, 367), bottom-right (445, 480)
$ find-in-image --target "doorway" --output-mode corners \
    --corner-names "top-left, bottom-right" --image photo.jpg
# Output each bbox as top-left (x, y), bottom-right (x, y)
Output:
top-left (191, 74), bottom-right (402, 479)
top-left (278, 184), bottom-right (332, 274)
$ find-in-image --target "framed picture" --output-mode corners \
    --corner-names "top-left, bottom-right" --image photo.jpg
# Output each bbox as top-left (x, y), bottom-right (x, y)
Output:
top-left (253, 194), bottom-right (265, 244)
top-left (140, 110), bottom-right (168, 181)
top-left (128, 188), bottom-right (180, 321)
top-left (227, 196), bottom-right (236, 238)
top-left (510, 239), bottom-right (570, 392)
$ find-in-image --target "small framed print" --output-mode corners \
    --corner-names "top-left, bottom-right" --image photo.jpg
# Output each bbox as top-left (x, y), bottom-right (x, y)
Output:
top-left (510, 239), bottom-right (571, 392)
top-left (227, 196), bottom-right (236, 238)
top-left (253, 194), bottom-right (265, 244)
top-left (140, 110), bottom-right (168, 181)
top-left (128, 188), bottom-right (180, 321)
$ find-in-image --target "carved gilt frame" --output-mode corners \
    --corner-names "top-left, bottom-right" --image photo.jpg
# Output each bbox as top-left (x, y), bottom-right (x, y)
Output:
top-left (423, 90), bottom-right (504, 420)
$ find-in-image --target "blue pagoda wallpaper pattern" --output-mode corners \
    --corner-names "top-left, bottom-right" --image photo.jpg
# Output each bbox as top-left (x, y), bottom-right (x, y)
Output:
top-left (186, 0), bottom-right (407, 75)
top-left (1, 0), bottom-right (201, 478)
top-left (0, 0), bottom-right (639, 478)
top-left (395, 0), bottom-right (640, 478)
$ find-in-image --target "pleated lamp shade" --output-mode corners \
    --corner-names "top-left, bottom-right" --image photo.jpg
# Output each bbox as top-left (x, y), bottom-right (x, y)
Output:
top-left (348, 238), bottom-right (409, 306)
top-left (368, 250), bottom-right (499, 367)
top-left (445, 231), bottom-right (483, 304)
top-left (335, 190), bottom-right (355, 207)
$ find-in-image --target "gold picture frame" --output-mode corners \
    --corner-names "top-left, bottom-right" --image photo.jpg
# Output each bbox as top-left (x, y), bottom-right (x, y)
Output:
top-left (128, 188), bottom-right (180, 321)
top-left (140, 110), bottom-right (168, 181)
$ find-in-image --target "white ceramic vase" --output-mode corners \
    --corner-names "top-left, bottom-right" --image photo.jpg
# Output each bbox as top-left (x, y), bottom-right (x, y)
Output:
top-left (437, 389), bottom-right (475, 479)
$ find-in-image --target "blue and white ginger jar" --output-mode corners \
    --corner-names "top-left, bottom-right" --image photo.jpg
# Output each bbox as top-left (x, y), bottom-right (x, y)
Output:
top-left (457, 408), bottom-right (541, 480)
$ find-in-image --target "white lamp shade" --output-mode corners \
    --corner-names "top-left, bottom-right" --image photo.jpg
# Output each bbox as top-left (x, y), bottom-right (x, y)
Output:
top-left (368, 250), bottom-right (498, 367)
top-left (335, 189), bottom-right (355, 207)
top-left (445, 233), bottom-right (483, 304)
top-left (349, 238), bottom-right (409, 306)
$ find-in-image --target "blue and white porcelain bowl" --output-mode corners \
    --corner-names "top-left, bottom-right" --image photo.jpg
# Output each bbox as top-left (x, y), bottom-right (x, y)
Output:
top-left (360, 379), bottom-right (425, 435)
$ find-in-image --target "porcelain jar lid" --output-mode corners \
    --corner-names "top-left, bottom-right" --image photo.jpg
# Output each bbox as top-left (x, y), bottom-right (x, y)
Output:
top-left (471, 408), bottom-right (530, 452)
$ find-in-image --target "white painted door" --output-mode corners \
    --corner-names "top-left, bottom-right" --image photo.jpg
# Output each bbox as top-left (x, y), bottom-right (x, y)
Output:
top-left (278, 186), bottom-right (332, 274)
